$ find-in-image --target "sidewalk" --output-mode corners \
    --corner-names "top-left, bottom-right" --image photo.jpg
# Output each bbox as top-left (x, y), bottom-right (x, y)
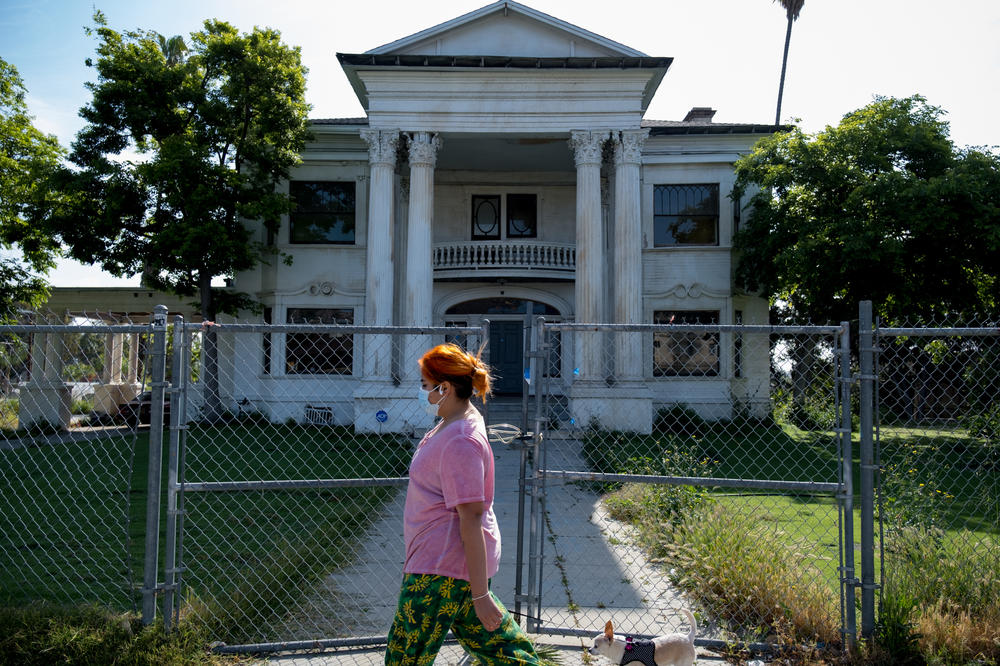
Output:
top-left (254, 431), bottom-right (716, 664)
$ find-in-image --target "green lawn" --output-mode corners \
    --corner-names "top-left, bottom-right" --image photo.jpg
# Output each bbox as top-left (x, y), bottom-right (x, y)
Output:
top-left (581, 419), bottom-right (998, 623)
top-left (0, 423), bottom-right (411, 643)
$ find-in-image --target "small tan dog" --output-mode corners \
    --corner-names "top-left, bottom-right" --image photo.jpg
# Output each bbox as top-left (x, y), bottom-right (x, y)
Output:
top-left (588, 610), bottom-right (697, 666)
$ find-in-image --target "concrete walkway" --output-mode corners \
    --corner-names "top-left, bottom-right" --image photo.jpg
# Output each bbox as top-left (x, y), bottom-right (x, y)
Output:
top-left (256, 430), bottom-right (718, 665)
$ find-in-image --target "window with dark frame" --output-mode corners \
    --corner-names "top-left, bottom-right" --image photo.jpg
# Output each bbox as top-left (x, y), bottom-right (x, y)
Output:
top-left (506, 193), bottom-right (537, 238)
top-left (471, 195), bottom-right (501, 240)
top-left (653, 310), bottom-right (720, 377)
top-left (285, 308), bottom-right (354, 375)
top-left (653, 184), bottom-right (719, 246)
top-left (289, 181), bottom-right (356, 244)
top-left (262, 307), bottom-right (272, 375)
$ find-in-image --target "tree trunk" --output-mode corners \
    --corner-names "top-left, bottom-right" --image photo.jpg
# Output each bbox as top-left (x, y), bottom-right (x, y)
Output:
top-left (199, 272), bottom-right (224, 422)
top-left (775, 14), bottom-right (794, 126)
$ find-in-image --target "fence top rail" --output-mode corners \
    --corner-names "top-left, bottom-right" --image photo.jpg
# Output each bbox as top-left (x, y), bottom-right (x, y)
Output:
top-left (877, 326), bottom-right (1000, 337)
top-left (0, 324), bottom-right (153, 334)
top-left (179, 323), bottom-right (485, 335)
top-left (541, 322), bottom-right (844, 335)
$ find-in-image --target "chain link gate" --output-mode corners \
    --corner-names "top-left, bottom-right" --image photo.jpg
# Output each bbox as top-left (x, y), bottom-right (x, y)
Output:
top-left (0, 308), bottom-right (165, 616)
top-left (517, 318), bottom-right (857, 654)
top-left (159, 319), bottom-right (493, 651)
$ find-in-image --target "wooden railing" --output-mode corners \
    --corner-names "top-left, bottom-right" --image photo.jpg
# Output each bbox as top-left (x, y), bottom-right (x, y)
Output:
top-left (432, 241), bottom-right (576, 274)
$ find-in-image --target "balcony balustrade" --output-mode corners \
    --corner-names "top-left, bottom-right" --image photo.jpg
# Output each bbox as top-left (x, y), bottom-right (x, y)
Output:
top-left (432, 240), bottom-right (576, 279)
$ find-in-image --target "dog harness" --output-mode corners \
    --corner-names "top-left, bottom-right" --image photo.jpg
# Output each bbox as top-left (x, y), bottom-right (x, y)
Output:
top-left (619, 636), bottom-right (658, 666)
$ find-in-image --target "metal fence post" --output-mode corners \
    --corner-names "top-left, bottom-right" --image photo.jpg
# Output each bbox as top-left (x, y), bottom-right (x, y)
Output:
top-left (838, 321), bottom-right (857, 650)
top-left (142, 304), bottom-right (169, 625)
top-left (514, 315), bottom-right (538, 626)
top-left (162, 315), bottom-right (185, 631)
top-left (858, 301), bottom-right (876, 638)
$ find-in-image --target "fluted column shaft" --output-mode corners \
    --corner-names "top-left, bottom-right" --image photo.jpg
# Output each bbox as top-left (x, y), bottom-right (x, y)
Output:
top-left (613, 129), bottom-right (649, 381)
top-left (404, 132), bottom-right (441, 383)
top-left (360, 129), bottom-right (399, 379)
top-left (569, 130), bottom-right (608, 381)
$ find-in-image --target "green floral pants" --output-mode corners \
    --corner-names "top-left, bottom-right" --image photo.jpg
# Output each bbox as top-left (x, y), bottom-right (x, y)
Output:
top-left (385, 573), bottom-right (539, 666)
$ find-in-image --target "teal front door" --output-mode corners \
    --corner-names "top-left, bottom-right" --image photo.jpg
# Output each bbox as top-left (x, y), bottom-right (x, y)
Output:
top-left (489, 320), bottom-right (523, 395)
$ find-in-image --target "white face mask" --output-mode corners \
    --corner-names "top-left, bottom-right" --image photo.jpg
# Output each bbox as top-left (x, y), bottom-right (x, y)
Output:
top-left (419, 384), bottom-right (443, 417)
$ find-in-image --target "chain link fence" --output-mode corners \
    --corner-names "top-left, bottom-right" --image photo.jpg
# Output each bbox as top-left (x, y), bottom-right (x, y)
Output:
top-left (169, 321), bottom-right (490, 647)
top-left (2, 304), bottom-right (997, 662)
top-left (0, 310), bottom-right (155, 612)
top-left (521, 319), bottom-right (851, 653)
top-left (873, 320), bottom-right (1000, 660)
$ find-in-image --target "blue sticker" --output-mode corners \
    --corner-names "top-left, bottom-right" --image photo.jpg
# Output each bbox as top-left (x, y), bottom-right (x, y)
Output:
top-left (523, 368), bottom-right (531, 380)
top-left (375, 410), bottom-right (388, 423)
top-left (573, 367), bottom-right (580, 376)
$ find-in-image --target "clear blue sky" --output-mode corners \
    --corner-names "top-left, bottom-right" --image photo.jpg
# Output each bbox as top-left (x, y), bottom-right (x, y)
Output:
top-left (3, 0), bottom-right (999, 287)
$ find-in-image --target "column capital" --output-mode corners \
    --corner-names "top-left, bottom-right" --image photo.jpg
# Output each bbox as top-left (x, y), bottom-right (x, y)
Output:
top-left (406, 131), bottom-right (442, 168)
top-left (360, 128), bottom-right (400, 167)
top-left (569, 130), bottom-right (610, 168)
top-left (612, 129), bottom-right (650, 166)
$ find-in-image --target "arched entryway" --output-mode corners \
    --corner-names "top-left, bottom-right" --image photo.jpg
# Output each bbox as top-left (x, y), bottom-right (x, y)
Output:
top-left (445, 298), bottom-right (560, 395)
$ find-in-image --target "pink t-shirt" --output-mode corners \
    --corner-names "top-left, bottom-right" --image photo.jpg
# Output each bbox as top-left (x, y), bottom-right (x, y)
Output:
top-left (402, 415), bottom-right (501, 581)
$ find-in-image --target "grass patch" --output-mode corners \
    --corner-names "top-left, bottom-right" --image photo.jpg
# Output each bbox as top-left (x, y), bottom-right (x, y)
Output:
top-left (586, 417), bottom-right (1000, 663)
top-left (0, 602), bottom-right (239, 665)
top-left (1, 422), bottom-right (412, 645)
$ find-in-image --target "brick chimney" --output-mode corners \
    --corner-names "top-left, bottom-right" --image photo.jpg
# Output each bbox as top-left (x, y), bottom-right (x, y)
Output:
top-left (683, 107), bottom-right (717, 123)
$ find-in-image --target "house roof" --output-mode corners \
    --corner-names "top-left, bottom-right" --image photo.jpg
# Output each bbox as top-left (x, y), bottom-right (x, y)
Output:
top-left (336, 53), bottom-right (671, 70)
top-left (366, 0), bottom-right (646, 57)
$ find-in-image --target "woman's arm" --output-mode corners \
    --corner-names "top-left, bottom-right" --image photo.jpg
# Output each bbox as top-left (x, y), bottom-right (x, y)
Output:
top-left (457, 501), bottom-right (503, 631)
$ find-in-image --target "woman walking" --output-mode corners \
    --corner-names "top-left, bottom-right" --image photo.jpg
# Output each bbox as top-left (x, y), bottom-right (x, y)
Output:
top-left (385, 343), bottom-right (540, 666)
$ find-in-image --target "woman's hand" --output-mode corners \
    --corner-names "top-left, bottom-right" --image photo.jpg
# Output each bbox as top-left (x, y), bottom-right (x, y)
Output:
top-left (473, 593), bottom-right (504, 632)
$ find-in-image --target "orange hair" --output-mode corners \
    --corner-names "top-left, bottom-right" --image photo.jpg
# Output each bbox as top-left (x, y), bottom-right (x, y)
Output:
top-left (419, 343), bottom-right (493, 401)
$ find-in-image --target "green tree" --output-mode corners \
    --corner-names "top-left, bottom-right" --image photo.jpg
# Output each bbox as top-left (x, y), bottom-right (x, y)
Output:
top-left (732, 95), bottom-right (1000, 326)
top-left (773, 0), bottom-right (804, 125)
top-left (0, 57), bottom-right (64, 313)
top-left (48, 13), bottom-right (310, 418)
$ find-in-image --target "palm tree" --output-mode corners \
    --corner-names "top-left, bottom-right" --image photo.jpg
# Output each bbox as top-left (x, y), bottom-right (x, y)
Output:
top-left (156, 34), bottom-right (187, 67)
top-left (774, 0), bottom-right (804, 125)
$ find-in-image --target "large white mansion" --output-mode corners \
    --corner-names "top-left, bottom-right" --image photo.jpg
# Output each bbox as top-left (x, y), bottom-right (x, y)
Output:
top-left (223, 1), bottom-right (777, 432)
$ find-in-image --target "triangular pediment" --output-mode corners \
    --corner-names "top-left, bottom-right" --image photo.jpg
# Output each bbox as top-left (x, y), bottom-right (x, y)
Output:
top-left (367, 1), bottom-right (645, 58)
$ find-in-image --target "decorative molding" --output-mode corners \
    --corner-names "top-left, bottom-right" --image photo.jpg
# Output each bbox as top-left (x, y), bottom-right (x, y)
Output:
top-left (613, 129), bottom-right (650, 165)
top-left (569, 130), bottom-right (609, 167)
top-left (359, 128), bottom-right (400, 167)
top-left (433, 285), bottom-right (574, 321)
top-left (263, 279), bottom-right (365, 299)
top-left (406, 131), bottom-right (442, 168)
top-left (645, 282), bottom-right (728, 300)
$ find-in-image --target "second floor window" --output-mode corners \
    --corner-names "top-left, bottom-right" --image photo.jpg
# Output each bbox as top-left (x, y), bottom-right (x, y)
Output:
top-left (653, 184), bottom-right (719, 247)
top-left (471, 193), bottom-right (537, 240)
top-left (289, 181), bottom-right (356, 244)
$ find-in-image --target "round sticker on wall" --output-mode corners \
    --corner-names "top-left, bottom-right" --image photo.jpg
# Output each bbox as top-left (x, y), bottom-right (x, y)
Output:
top-left (375, 410), bottom-right (388, 423)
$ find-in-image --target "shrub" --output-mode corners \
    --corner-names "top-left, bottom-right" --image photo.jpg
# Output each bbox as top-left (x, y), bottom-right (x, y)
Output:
top-left (653, 404), bottom-right (707, 437)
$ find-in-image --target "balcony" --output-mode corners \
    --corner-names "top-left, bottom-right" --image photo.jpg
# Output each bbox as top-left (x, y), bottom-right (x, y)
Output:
top-left (432, 240), bottom-right (576, 280)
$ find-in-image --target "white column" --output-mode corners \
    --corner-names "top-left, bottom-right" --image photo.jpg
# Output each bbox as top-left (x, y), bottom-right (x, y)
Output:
top-left (127, 334), bottom-right (139, 384)
top-left (107, 334), bottom-right (124, 383)
top-left (359, 129), bottom-right (399, 379)
top-left (403, 131), bottom-right (441, 384)
top-left (569, 130), bottom-right (608, 381)
top-left (612, 129), bottom-right (649, 381)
